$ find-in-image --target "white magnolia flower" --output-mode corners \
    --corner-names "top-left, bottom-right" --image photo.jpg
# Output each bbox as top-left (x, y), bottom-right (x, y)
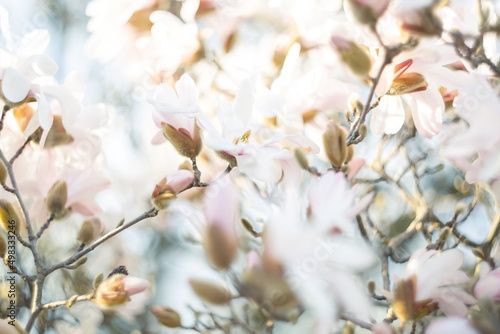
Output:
top-left (199, 76), bottom-right (288, 182)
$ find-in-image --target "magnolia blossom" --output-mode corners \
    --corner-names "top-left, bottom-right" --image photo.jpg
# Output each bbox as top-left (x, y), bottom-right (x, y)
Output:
top-left (425, 317), bottom-right (479, 334)
top-left (394, 249), bottom-right (476, 321)
top-left (309, 171), bottom-right (373, 234)
top-left (263, 188), bottom-right (376, 334)
top-left (474, 261), bottom-right (500, 301)
top-left (149, 74), bottom-right (200, 145)
top-left (203, 179), bottom-right (239, 269)
top-left (371, 43), bottom-right (469, 138)
top-left (94, 273), bottom-right (151, 308)
top-left (200, 77), bottom-right (288, 182)
top-left (441, 74), bottom-right (500, 201)
top-left (0, 6), bottom-right (57, 105)
top-left (19, 156), bottom-right (110, 224)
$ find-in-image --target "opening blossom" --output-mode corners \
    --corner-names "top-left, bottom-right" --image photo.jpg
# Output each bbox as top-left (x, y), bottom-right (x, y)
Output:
top-left (393, 249), bottom-right (476, 324)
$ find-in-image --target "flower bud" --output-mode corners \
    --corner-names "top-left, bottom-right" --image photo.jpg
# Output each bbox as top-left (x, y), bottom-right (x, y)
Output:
top-left (77, 218), bottom-right (104, 245)
top-left (0, 160), bottom-right (6, 185)
top-left (344, 0), bottom-right (390, 26)
top-left (31, 115), bottom-right (74, 149)
top-left (397, 9), bottom-right (443, 37)
top-left (162, 121), bottom-right (202, 159)
top-left (387, 73), bottom-right (428, 95)
top-left (323, 120), bottom-right (347, 168)
top-left (94, 272), bottom-right (150, 308)
top-left (93, 273), bottom-right (104, 290)
top-left (367, 280), bottom-right (376, 295)
top-left (189, 278), bottom-right (232, 304)
top-left (151, 179), bottom-right (176, 210)
top-left (151, 306), bottom-right (182, 328)
top-left (438, 227), bottom-right (452, 243)
top-left (0, 233), bottom-right (6, 258)
top-left (46, 180), bottom-right (68, 217)
top-left (0, 200), bottom-right (20, 233)
top-left (343, 322), bottom-right (355, 334)
top-left (294, 148), bottom-right (309, 170)
top-left (330, 36), bottom-right (373, 77)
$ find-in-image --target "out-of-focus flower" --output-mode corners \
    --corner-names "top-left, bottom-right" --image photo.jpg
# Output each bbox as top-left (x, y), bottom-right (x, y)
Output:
top-left (0, 200), bottom-right (21, 233)
top-left (372, 322), bottom-right (396, 334)
top-left (94, 268), bottom-right (150, 308)
top-left (474, 262), bottom-right (500, 301)
top-left (391, 0), bottom-right (443, 36)
top-left (203, 179), bottom-right (239, 269)
top-left (344, 0), bottom-right (390, 25)
top-left (0, 6), bottom-right (57, 105)
top-left (330, 36), bottom-right (373, 77)
top-left (19, 156), bottom-right (110, 225)
top-left (151, 305), bottom-right (182, 328)
top-left (149, 74), bottom-right (202, 159)
top-left (0, 319), bottom-right (18, 334)
top-left (371, 43), bottom-right (468, 138)
top-left (441, 75), bottom-right (500, 203)
top-left (393, 249), bottom-right (476, 323)
top-left (200, 77), bottom-right (287, 182)
top-left (151, 169), bottom-right (194, 209)
top-left (308, 171), bottom-right (373, 234)
top-left (425, 317), bottom-right (479, 334)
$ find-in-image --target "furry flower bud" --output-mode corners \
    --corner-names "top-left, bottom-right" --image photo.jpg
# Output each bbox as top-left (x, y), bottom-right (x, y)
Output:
top-left (0, 200), bottom-right (20, 233)
top-left (77, 218), bottom-right (105, 245)
top-left (46, 180), bottom-right (68, 217)
top-left (330, 36), bottom-right (373, 78)
top-left (323, 120), bottom-right (348, 168)
top-left (151, 306), bottom-right (182, 328)
top-left (94, 269), bottom-right (150, 308)
top-left (162, 121), bottom-right (202, 159)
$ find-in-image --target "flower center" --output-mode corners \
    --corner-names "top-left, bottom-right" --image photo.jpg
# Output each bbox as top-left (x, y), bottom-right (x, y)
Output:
top-left (233, 130), bottom-right (251, 145)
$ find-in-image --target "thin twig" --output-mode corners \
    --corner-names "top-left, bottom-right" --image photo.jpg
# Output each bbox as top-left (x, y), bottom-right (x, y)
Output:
top-left (36, 214), bottom-right (55, 239)
top-left (10, 137), bottom-right (32, 164)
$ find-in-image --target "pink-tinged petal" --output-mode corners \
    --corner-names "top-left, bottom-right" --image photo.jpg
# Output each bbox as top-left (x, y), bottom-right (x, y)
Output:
top-left (166, 169), bottom-right (194, 193)
top-left (43, 85), bottom-right (80, 129)
top-left (345, 192), bottom-right (374, 219)
top-left (151, 130), bottom-right (167, 145)
top-left (2, 67), bottom-right (31, 103)
top-left (372, 322), bottom-right (394, 334)
top-left (245, 250), bottom-right (261, 271)
top-left (286, 134), bottom-right (320, 154)
top-left (474, 275), bottom-right (500, 300)
top-left (205, 179), bottom-right (239, 240)
top-left (347, 157), bottom-right (364, 181)
top-left (370, 96), bottom-right (405, 135)
top-left (175, 74), bottom-right (198, 108)
top-left (425, 318), bottom-right (479, 334)
top-left (70, 201), bottom-right (102, 217)
top-left (437, 298), bottom-right (468, 317)
top-left (123, 277), bottom-right (151, 296)
top-left (18, 29), bottom-right (50, 56)
top-left (424, 67), bottom-right (471, 90)
top-left (408, 86), bottom-right (444, 138)
top-left (0, 319), bottom-right (18, 334)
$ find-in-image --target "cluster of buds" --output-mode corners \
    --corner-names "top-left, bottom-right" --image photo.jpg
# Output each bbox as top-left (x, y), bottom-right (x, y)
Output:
top-left (93, 266), bottom-right (150, 308)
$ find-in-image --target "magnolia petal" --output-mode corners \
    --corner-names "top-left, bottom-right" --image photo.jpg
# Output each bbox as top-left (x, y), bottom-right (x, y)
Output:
top-left (37, 92), bottom-right (52, 130)
top-left (425, 318), bottom-right (479, 334)
top-left (370, 96), bottom-right (405, 135)
top-left (233, 78), bottom-right (255, 128)
top-left (64, 71), bottom-right (86, 101)
top-left (175, 74), bottom-right (198, 108)
top-left (2, 67), bottom-right (31, 103)
top-left (408, 86), bottom-right (444, 138)
top-left (151, 130), bottom-right (167, 145)
top-left (123, 277), bottom-right (151, 296)
top-left (166, 169), bottom-right (194, 193)
top-left (236, 152), bottom-right (283, 183)
top-left (18, 29), bottom-right (50, 57)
